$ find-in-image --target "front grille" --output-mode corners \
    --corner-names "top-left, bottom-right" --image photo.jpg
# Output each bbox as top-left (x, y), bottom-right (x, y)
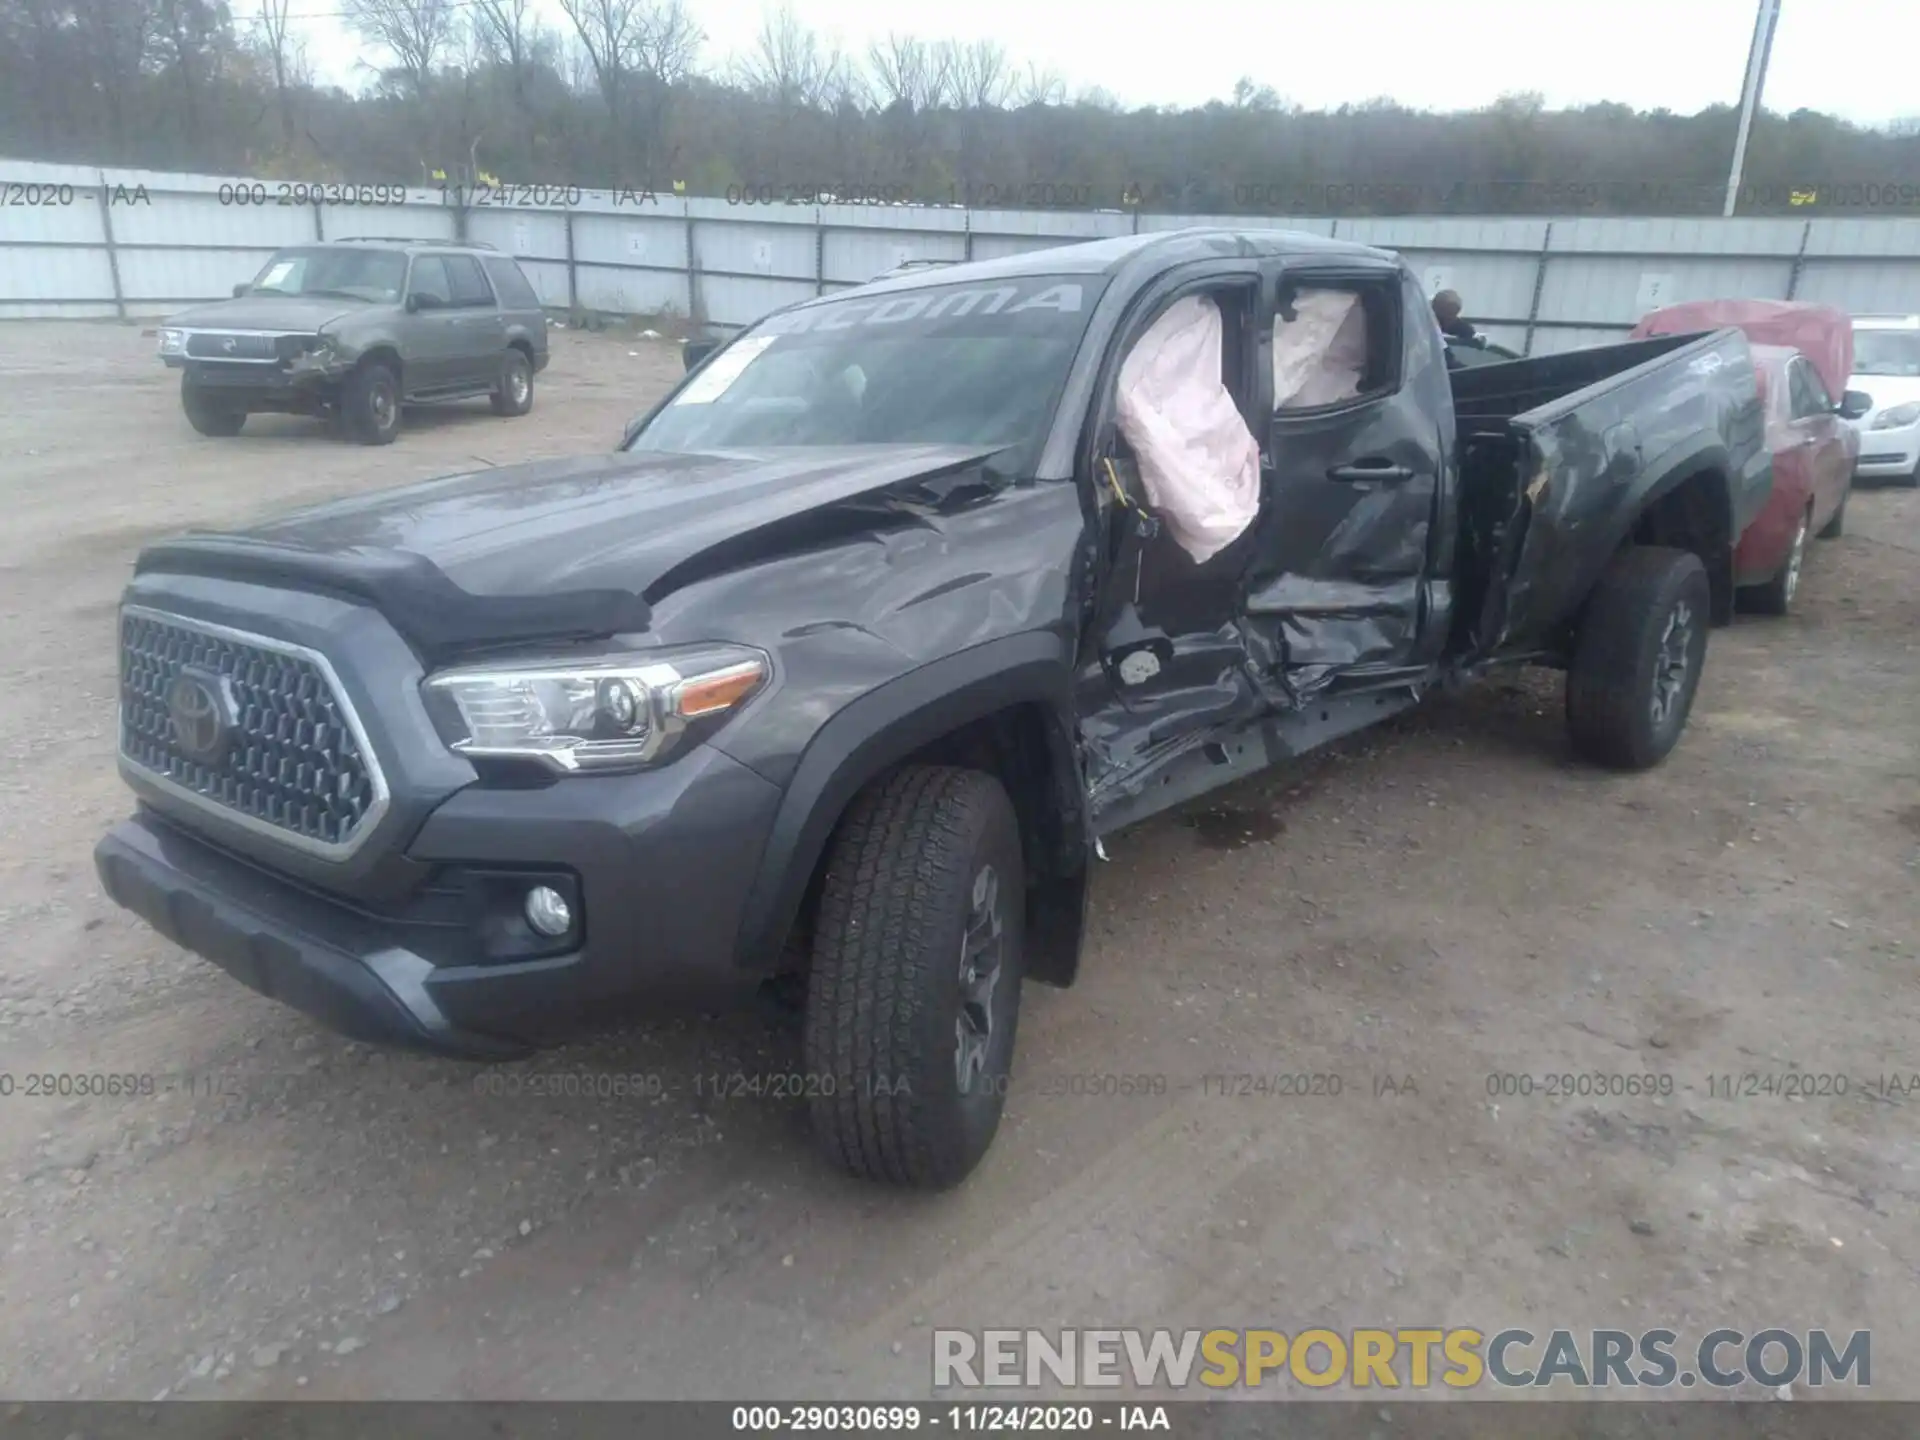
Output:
top-left (184, 332), bottom-right (281, 360)
top-left (119, 610), bottom-right (382, 853)
top-left (1861, 452), bottom-right (1908, 465)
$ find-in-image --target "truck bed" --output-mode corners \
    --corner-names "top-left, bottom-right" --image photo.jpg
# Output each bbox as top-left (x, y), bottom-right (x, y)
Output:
top-left (1447, 332), bottom-right (1702, 431)
top-left (1445, 328), bottom-right (1769, 662)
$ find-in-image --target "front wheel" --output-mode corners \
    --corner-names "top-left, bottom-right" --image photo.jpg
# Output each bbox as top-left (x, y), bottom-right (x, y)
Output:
top-left (1565, 546), bottom-right (1711, 771)
top-left (342, 360), bottom-right (401, 445)
top-left (804, 766), bottom-right (1026, 1189)
top-left (181, 380), bottom-right (245, 437)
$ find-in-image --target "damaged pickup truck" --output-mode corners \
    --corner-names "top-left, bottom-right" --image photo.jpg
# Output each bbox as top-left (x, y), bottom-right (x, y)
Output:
top-left (95, 229), bottom-right (1769, 1189)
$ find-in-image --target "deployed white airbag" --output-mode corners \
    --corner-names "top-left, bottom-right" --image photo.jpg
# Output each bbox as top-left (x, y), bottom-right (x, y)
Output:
top-left (1274, 289), bottom-right (1366, 409)
top-left (1114, 294), bottom-right (1260, 564)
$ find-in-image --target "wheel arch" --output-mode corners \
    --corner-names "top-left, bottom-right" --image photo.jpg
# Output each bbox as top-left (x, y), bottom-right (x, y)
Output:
top-left (1617, 452), bottom-right (1737, 624)
top-left (731, 631), bottom-right (1092, 988)
top-left (354, 343), bottom-right (404, 387)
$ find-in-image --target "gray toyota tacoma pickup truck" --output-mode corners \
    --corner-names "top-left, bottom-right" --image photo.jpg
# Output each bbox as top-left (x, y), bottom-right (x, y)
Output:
top-left (96, 229), bottom-right (1770, 1188)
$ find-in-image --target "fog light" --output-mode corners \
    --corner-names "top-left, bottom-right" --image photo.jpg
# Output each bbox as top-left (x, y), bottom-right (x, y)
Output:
top-left (524, 885), bottom-right (573, 938)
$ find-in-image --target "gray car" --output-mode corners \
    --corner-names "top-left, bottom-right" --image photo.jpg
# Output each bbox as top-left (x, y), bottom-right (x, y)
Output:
top-left (156, 239), bottom-right (550, 445)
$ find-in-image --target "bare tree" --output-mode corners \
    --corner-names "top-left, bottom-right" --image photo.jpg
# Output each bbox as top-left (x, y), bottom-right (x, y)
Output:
top-left (154, 0), bottom-right (224, 145)
top-left (733, 2), bottom-right (834, 109)
top-left (473, 0), bottom-right (539, 112)
top-left (345, 0), bottom-right (455, 98)
top-left (1231, 77), bottom-right (1281, 111)
top-left (950, 39), bottom-right (1012, 111)
top-left (253, 0), bottom-right (303, 148)
top-left (1016, 61), bottom-right (1065, 108)
top-left (630, 0), bottom-right (701, 181)
top-left (0, 2), bottom-right (1913, 222)
top-left (70, 0), bottom-right (154, 148)
top-left (867, 32), bottom-right (948, 112)
top-left (631, 0), bottom-right (700, 86)
top-left (557, 0), bottom-right (646, 176)
top-left (559, 0), bottom-right (700, 183)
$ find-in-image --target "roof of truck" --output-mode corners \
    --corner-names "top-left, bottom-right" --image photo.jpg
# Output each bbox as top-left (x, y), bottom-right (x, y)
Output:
top-left (804, 227), bottom-right (1400, 309)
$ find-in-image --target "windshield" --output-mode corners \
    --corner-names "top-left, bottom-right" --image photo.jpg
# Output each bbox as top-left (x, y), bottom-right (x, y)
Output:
top-left (248, 247), bottom-right (408, 304)
top-left (626, 274), bottom-right (1106, 459)
top-left (1853, 330), bottom-right (1920, 377)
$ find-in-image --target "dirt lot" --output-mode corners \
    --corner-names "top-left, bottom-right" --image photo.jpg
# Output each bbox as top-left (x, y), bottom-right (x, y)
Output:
top-left (0, 320), bottom-right (1915, 1404)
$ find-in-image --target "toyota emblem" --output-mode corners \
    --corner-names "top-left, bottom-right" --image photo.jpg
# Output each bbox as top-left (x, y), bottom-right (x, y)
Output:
top-left (165, 670), bottom-right (231, 763)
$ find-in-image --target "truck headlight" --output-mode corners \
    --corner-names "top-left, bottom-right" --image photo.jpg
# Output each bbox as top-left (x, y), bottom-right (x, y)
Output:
top-left (290, 335), bottom-right (341, 371)
top-left (424, 643), bottom-right (769, 773)
top-left (157, 328), bottom-right (186, 355)
top-left (1870, 401), bottom-right (1920, 429)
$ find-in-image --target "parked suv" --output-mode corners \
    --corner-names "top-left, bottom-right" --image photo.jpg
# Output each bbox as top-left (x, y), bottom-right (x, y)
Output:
top-left (156, 239), bottom-right (549, 445)
top-left (98, 231), bottom-right (1767, 1190)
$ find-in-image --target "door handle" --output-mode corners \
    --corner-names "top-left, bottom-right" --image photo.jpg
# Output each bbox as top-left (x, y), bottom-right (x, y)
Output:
top-left (1327, 459), bottom-right (1414, 484)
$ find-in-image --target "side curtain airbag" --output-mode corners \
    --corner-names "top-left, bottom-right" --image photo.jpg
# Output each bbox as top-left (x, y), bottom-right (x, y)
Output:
top-left (1115, 294), bottom-right (1261, 565)
top-left (1275, 289), bottom-right (1366, 409)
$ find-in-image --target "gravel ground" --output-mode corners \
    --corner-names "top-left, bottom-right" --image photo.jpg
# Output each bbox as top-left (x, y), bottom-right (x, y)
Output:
top-left (0, 321), bottom-right (1915, 1403)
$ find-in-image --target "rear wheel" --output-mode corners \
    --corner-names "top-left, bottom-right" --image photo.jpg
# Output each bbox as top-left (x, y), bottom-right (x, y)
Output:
top-left (1817, 484), bottom-right (1848, 539)
top-left (342, 360), bottom-right (401, 445)
top-left (804, 765), bottom-right (1025, 1189)
top-left (490, 349), bottom-right (534, 417)
top-left (1744, 504), bottom-right (1810, 617)
top-left (181, 379), bottom-right (245, 437)
top-left (1565, 546), bottom-right (1710, 771)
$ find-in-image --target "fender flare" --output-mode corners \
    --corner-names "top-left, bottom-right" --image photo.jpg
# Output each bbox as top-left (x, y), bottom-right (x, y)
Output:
top-left (1587, 436), bottom-right (1738, 614)
top-left (730, 630), bottom-right (1079, 971)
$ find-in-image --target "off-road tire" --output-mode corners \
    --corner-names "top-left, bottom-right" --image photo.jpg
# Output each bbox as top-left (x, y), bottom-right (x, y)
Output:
top-left (181, 379), bottom-right (245, 437)
top-left (1743, 503), bottom-right (1811, 617)
top-left (491, 348), bottom-right (534, 417)
top-left (1565, 545), bottom-right (1710, 771)
top-left (343, 360), bottom-right (401, 445)
top-left (804, 765), bottom-right (1026, 1189)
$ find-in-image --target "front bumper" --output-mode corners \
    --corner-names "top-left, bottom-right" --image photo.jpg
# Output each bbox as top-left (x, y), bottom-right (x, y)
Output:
top-left (96, 740), bottom-right (786, 1057)
top-left (164, 355), bottom-right (347, 410)
top-left (1851, 419), bottom-right (1920, 478)
top-left (97, 812), bottom-right (523, 1058)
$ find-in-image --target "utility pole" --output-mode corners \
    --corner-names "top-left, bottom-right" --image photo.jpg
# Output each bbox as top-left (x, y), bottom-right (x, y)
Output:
top-left (1724, 0), bottom-right (1783, 217)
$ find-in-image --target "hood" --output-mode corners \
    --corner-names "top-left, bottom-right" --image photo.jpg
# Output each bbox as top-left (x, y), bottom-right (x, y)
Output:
top-left (1847, 372), bottom-right (1920, 420)
top-left (165, 294), bottom-right (367, 332)
top-left (135, 443), bottom-right (1011, 660)
top-left (1632, 299), bottom-right (1853, 401)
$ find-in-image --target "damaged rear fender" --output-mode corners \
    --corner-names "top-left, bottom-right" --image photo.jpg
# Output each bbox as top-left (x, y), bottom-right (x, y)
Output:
top-left (728, 630), bottom-right (1092, 985)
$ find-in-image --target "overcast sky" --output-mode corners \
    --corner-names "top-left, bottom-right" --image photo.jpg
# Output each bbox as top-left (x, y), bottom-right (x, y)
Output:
top-left (294, 0), bottom-right (1919, 127)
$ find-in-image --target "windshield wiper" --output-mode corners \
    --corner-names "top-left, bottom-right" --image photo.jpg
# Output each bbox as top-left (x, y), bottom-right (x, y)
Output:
top-left (299, 288), bottom-right (372, 302)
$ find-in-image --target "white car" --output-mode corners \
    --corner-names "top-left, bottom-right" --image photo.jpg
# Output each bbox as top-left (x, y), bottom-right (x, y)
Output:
top-left (1848, 315), bottom-right (1920, 485)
